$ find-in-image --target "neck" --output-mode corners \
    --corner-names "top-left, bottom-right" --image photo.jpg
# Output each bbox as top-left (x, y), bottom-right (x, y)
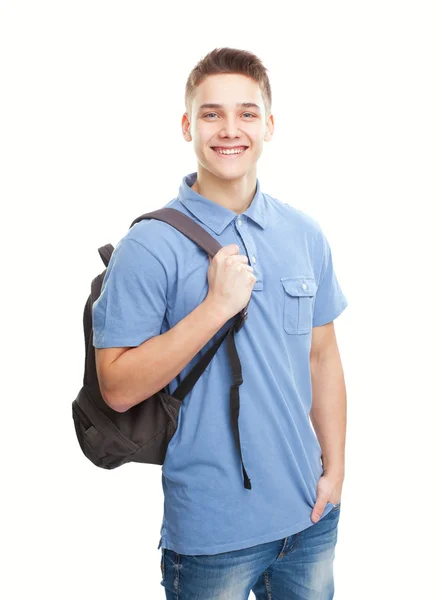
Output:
top-left (191, 165), bottom-right (257, 215)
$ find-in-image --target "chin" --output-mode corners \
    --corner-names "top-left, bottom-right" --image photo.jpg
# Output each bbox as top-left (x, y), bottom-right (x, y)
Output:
top-left (199, 160), bottom-right (254, 182)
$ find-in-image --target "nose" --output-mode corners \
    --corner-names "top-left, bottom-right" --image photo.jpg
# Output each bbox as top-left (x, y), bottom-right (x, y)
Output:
top-left (218, 116), bottom-right (240, 139)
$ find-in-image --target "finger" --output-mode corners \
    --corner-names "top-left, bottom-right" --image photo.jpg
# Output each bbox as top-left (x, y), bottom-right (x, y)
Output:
top-left (232, 255), bottom-right (249, 265)
top-left (220, 244), bottom-right (240, 256)
top-left (228, 254), bottom-right (248, 262)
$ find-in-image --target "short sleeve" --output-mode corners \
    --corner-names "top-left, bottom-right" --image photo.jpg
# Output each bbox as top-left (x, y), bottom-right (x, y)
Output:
top-left (312, 230), bottom-right (348, 327)
top-left (92, 237), bottom-right (168, 348)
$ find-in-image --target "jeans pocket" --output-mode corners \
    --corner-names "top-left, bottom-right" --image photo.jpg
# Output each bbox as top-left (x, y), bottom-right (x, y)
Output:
top-left (160, 548), bottom-right (165, 579)
top-left (281, 277), bottom-right (317, 334)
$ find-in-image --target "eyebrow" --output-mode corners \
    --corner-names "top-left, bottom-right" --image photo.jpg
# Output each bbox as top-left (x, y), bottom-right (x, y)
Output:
top-left (197, 102), bottom-right (261, 113)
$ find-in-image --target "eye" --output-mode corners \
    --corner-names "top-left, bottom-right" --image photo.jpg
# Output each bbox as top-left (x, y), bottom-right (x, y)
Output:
top-left (203, 112), bottom-right (256, 119)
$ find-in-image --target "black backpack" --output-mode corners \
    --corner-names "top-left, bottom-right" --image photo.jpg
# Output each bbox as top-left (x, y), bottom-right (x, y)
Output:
top-left (72, 208), bottom-right (253, 489)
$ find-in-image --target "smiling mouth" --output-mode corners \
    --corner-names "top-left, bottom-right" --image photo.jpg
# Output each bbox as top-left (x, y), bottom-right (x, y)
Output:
top-left (211, 146), bottom-right (248, 157)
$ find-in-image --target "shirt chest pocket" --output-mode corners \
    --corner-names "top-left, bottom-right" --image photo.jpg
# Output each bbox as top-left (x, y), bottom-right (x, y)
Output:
top-left (281, 277), bottom-right (318, 334)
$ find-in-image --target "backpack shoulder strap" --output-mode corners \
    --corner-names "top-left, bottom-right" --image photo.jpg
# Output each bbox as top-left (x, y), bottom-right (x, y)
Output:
top-left (129, 208), bottom-right (221, 259)
top-left (98, 244), bottom-right (114, 267)
top-left (129, 207), bottom-right (249, 326)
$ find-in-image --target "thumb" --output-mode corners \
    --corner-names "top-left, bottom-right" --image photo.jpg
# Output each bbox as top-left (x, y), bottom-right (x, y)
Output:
top-left (311, 496), bottom-right (327, 523)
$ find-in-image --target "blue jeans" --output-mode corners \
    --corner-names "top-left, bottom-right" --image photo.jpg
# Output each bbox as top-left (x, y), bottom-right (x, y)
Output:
top-left (160, 501), bottom-right (341, 599)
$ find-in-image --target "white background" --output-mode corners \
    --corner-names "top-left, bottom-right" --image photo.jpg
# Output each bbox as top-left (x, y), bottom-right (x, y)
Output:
top-left (1, 1), bottom-right (436, 598)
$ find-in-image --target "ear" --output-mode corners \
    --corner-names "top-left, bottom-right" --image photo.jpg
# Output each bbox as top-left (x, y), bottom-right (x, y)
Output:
top-left (182, 112), bottom-right (192, 140)
top-left (264, 114), bottom-right (274, 141)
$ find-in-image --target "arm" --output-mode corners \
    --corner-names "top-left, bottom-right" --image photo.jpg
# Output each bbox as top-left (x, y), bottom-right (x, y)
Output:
top-left (96, 296), bottom-right (229, 413)
top-left (309, 321), bottom-right (347, 481)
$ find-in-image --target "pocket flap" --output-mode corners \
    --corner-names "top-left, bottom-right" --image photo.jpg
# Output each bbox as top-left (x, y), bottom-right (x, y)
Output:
top-left (281, 277), bottom-right (317, 297)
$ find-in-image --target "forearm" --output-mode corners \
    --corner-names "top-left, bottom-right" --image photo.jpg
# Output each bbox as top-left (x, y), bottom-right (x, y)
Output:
top-left (107, 297), bottom-right (229, 412)
top-left (309, 349), bottom-right (347, 479)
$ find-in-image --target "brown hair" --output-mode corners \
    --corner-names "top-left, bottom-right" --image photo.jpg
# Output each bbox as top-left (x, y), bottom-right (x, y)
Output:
top-left (185, 47), bottom-right (272, 118)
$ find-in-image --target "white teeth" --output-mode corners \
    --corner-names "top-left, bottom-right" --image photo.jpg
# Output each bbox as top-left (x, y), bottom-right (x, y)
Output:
top-left (214, 148), bottom-right (245, 155)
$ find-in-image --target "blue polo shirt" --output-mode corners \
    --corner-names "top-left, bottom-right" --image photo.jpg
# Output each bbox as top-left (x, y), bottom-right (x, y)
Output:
top-left (92, 171), bottom-right (348, 556)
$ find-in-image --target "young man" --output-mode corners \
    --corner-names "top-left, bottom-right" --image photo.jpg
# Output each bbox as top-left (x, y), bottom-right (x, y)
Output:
top-left (93, 47), bottom-right (348, 600)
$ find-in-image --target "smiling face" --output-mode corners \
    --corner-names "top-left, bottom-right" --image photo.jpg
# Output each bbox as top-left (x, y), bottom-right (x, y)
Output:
top-left (182, 73), bottom-right (274, 182)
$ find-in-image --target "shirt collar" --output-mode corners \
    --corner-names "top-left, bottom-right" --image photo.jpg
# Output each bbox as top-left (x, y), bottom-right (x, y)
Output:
top-left (177, 172), bottom-right (267, 235)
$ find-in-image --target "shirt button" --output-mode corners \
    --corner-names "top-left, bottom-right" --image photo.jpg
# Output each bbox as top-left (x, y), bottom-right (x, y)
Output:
top-left (302, 282), bottom-right (308, 290)
top-left (237, 218), bottom-right (243, 226)
top-left (251, 255), bottom-right (256, 264)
